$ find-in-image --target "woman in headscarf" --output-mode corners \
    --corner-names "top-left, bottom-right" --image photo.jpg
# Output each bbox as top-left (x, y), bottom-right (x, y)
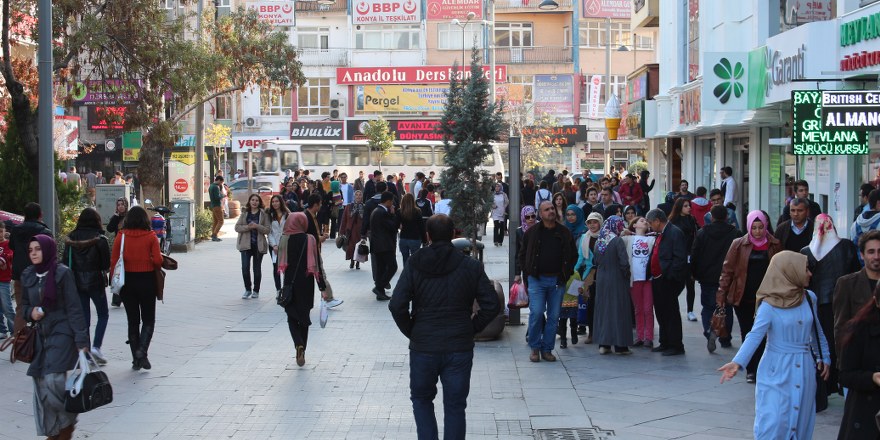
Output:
top-left (491, 182), bottom-right (510, 247)
top-left (339, 190), bottom-right (366, 269)
top-left (592, 216), bottom-right (633, 355)
top-left (719, 251), bottom-right (830, 440)
top-left (22, 234), bottom-right (89, 439)
top-left (800, 213), bottom-right (860, 394)
top-left (557, 204), bottom-right (587, 348)
top-left (278, 212), bottom-right (324, 367)
top-left (622, 205), bottom-right (637, 226)
top-left (717, 210), bottom-right (782, 383)
top-left (106, 197), bottom-right (128, 234)
top-left (576, 212), bottom-right (603, 343)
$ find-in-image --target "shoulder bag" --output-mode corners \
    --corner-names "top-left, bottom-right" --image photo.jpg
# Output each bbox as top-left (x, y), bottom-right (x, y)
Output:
top-left (65, 351), bottom-right (113, 413)
top-left (804, 292), bottom-right (828, 413)
top-left (110, 234), bottom-right (125, 294)
top-left (0, 323), bottom-right (37, 363)
top-left (276, 240), bottom-right (306, 307)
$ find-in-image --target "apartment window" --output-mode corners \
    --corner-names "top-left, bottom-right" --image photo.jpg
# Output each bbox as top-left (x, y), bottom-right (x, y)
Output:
top-left (216, 0), bottom-right (230, 5)
top-left (162, 0), bottom-right (174, 9)
top-left (216, 0), bottom-right (231, 17)
top-left (507, 74), bottom-right (533, 104)
top-left (260, 88), bottom-right (292, 116)
top-left (355, 24), bottom-right (420, 50)
top-left (297, 78), bottom-right (330, 116)
top-left (580, 74), bottom-right (626, 104)
top-left (687, 0), bottom-right (699, 81)
top-left (215, 96), bottom-right (232, 120)
top-left (298, 27), bottom-right (329, 50)
top-left (438, 23), bottom-right (482, 50)
top-left (579, 20), bottom-right (634, 48)
top-left (495, 22), bottom-right (533, 48)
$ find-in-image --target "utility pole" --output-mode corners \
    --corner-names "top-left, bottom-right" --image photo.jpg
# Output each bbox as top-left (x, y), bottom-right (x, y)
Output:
top-left (38, 0), bottom-right (55, 231)
top-left (194, 0), bottom-right (206, 210)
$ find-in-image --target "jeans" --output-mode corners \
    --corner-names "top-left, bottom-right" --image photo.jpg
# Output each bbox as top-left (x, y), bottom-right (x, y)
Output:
top-left (399, 239), bottom-right (421, 266)
top-left (652, 277), bottom-right (685, 350)
top-left (79, 288), bottom-right (109, 349)
top-left (630, 280), bottom-right (653, 342)
top-left (493, 220), bottom-right (506, 244)
top-left (410, 350), bottom-right (473, 440)
top-left (527, 275), bottom-right (564, 352)
top-left (0, 282), bottom-right (13, 334)
top-left (241, 249), bottom-right (264, 293)
top-left (698, 282), bottom-right (732, 344)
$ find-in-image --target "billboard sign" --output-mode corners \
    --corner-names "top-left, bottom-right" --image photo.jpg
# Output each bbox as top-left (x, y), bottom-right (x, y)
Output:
top-left (289, 121), bottom-right (345, 140)
top-left (426, 0), bottom-right (481, 20)
top-left (357, 85), bottom-right (448, 112)
top-left (792, 90), bottom-right (868, 155)
top-left (337, 65), bottom-right (507, 85)
top-left (534, 74), bottom-right (574, 115)
top-left (821, 90), bottom-right (880, 131)
top-left (87, 106), bottom-right (128, 131)
top-left (352, 0), bottom-right (421, 24)
top-left (582, 0), bottom-right (630, 19)
top-left (246, 1), bottom-right (295, 26)
top-left (346, 119), bottom-right (444, 141)
top-left (231, 134), bottom-right (287, 153)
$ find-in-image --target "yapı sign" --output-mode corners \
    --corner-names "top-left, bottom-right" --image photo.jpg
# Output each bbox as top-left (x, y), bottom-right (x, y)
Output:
top-left (353, 0), bottom-right (420, 24)
top-left (231, 134), bottom-right (286, 153)
top-left (247, 1), bottom-right (295, 26)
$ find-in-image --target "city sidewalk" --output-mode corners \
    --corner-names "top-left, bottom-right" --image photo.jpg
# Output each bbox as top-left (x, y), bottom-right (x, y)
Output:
top-left (0, 220), bottom-right (844, 439)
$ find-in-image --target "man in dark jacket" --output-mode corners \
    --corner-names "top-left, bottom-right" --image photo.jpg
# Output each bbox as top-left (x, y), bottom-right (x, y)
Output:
top-left (775, 197), bottom-right (814, 252)
top-left (777, 179), bottom-right (822, 224)
top-left (517, 200), bottom-right (577, 363)
top-left (647, 208), bottom-right (688, 356)
top-left (10, 202), bottom-right (52, 333)
top-left (691, 205), bottom-right (740, 353)
top-left (364, 170), bottom-right (382, 201)
top-left (360, 181), bottom-right (387, 238)
top-left (369, 192), bottom-right (399, 300)
top-left (389, 214), bottom-right (499, 440)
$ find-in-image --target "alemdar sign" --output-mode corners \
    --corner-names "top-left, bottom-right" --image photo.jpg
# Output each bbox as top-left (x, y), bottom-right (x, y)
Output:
top-left (353, 0), bottom-right (420, 24)
top-left (247, 1), bottom-right (295, 27)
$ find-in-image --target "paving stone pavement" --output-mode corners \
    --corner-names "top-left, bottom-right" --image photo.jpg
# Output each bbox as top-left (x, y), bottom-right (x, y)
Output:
top-left (0, 220), bottom-right (845, 439)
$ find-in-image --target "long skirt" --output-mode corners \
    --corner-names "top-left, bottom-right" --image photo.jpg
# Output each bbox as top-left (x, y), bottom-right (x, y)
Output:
top-left (33, 373), bottom-right (77, 436)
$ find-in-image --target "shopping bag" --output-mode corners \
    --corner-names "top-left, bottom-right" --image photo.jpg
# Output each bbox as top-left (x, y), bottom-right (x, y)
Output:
top-left (65, 351), bottom-right (113, 413)
top-left (508, 281), bottom-right (529, 309)
top-left (562, 272), bottom-right (582, 308)
top-left (110, 234), bottom-right (126, 294)
top-left (319, 299), bottom-right (329, 328)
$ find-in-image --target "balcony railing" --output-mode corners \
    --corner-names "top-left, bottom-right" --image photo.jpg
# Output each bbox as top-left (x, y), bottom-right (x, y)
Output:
top-left (295, 0), bottom-right (346, 13)
top-left (296, 48), bottom-right (348, 67)
top-left (493, 46), bottom-right (573, 64)
top-left (494, 0), bottom-right (573, 9)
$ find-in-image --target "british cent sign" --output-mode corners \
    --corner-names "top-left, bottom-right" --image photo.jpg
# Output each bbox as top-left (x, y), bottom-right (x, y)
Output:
top-left (426, 0), bottom-right (482, 20)
top-left (792, 90), bottom-right (868, 155)
top-left (821, 91), bottom-right (880, 131)
top-left (337, 66), bottom-right (507, 85)
top-left (352, 0), bottom-right (420, 24)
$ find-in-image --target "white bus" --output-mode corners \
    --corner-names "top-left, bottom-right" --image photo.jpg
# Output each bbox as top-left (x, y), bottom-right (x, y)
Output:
top-left (253, 140), bottom-right (505, 183)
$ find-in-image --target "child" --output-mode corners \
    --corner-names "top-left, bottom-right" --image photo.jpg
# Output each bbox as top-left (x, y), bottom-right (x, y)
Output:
top-left (622, 216), bottom-right (656, 348)
top-left (0, 222), bottom-right (14, 338)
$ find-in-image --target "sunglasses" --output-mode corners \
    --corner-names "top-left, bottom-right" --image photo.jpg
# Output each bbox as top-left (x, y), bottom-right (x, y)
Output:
top-left (524, 214), bottom-right (537, 219)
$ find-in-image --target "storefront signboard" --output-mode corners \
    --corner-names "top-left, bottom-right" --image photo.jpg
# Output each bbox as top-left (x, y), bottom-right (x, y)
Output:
top-left (87, 106), bottom-right (128, 131)
top-left (791, 90), bottom-right (868, 155)
top-left (534, 74), bottom-right (574, 115)
top-left (246, 1), bottom-right (295, 26)
top-left (357, 85), bottom-right (448, 112)
top-left (679, 87), bottom-right (701, 126)
top-left (231, 134), bottom-right (287, 153)
top-left (426, 0), bottom-right (481, 20)
top-left (346, 119), bottom-right (443, 141)
top-left (520, 125), bottom-right (588, 146)
top-left (122, 131), bottom-right (142, 162)
top-left (821, 90), bottom-right (880, 130)
top-left (352, 0), bottom-right (420, 25)
top-left (581, 0), bottom-right (629, 19)
top-left (839, 3), bottom-right (880, 72)
top-left (703, 52), bottom-right (749, 110)
top-left (337, 65), bottom-right (507, 85)
top-left (289, 121), bottom-right (344, 140)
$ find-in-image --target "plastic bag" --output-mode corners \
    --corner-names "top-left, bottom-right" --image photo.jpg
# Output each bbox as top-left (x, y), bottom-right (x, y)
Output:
top-left (508, 280), bottom-right (529, 309)
top-left (319, 300), bottom-right (329, 328)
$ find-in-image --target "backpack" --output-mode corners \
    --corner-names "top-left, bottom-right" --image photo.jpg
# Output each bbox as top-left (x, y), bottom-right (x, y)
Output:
top-left (536, 189), bottom-right (550, 205)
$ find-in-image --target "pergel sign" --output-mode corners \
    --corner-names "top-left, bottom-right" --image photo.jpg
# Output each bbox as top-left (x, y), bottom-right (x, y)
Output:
top-left (791, 90), bottom-right (868, 155)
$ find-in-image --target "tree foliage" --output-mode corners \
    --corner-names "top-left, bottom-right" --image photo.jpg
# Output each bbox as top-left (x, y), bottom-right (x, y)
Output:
top-left (364, 117), bottom-right (395, 170)
top-left (505, 97), bottom-right (563, 174)
top-left (438, 48), bottom-right (506, 243)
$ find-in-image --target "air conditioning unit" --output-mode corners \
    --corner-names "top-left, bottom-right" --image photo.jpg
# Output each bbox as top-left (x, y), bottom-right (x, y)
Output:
top-left (243, 116), bottom-right (262, 129)
top-left (329, 99), bottom-right (341, 119)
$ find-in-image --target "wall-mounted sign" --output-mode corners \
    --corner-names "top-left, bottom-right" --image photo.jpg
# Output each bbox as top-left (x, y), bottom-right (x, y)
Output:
top-left (747, 45), bottom-right (806, 108)
top-left (231, 134), bottom-right (286, 153)
top-left (346, 119), bottom-right (443, 141)
top-left (679, 87), bottom-right (701, 125)
top-left (534, 74), bottom-right (574, 115)
top-left (352, 0), bottom-right (420, 25)
top-left (289, 121), bottom-right (344, 140)
top-left (792, 90), bottom-right (868, 155)
top-left (587, 75), bottom-right (602, 119)
top-left (87, 106), bottom-right (128, 131)
top-left (581, 0), bottom-right (630, 19)
top-left (521, 125), bottom-right (588, 146)
top-left (789, 0), bottom-right (831, 25)
top-left (246, 1), bottom-right (295, 26)
top-left (839, 5), bottom-right (880, 72)
top-left (54, 115), bottom-right (80, 155)
top-left (337, 65), bottom-right (506, 85)
top-left (820, 90), bottom-right (880, 130)
top-left (622, 100), bottom-right (645, 139)
top-left (122, 131), bottom-right (142, 162)
top-left (703, 52), bottom-right (749, 110)
top-left (357, 85), bottom-right (448, 112)
top-left (71, 80), bottom-right (141, 106)
top-left (426, 0), bottom-right (481, 20)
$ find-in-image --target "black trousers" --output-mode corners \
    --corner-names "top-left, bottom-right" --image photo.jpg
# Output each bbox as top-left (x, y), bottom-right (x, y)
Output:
top-left (121, 272), bottom-right (157, 358)
top-left (286, 315), bottom-right (309, 349)
top-left (372, 250), bottom-right (398, 291)
top-left (733, 301), bottom-right (765, 375)
top-left (493, 220), bottom-right (506, 244)
top-left (685, 276), bottom-right (696, 312)
top-left (818, 303), bottom-right (838, 393)
top-left (652, 277), bottom-right (685, 350)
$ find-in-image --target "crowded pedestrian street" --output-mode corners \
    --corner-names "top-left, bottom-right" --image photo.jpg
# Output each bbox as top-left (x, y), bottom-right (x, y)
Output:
top-left (0, 219), bottom-right (845, 439)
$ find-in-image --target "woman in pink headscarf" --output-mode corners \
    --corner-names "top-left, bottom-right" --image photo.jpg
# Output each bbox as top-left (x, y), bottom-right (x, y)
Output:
top-left (801, 213), bottom-right (860, 395)
top-left (717, 210), bottom-right (782, 383)
top-left (277, 212), bottom-right (323, 367)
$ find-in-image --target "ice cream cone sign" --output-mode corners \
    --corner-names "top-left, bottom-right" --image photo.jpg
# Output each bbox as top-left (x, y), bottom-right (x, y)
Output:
top-left (604, 93), bottom-right (621, 140)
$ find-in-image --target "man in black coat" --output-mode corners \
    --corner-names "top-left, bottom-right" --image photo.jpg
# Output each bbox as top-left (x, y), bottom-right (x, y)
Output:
top-left (647, 208), bottom-right (688, 356)
top-left (10, 202), bottom-right (52, 333)
top-left (775, 197), bottom-right (814, 252)
top-left (691, 205), bottom-right (740, 353)
top-left (363, 170), bottom-right (382, 201)
top-left (389, 214), bottom-right (499, 440)
top-left (777, 179), bottom-right (822, 224)
top-left (369, 192), bottom-right (399, 300)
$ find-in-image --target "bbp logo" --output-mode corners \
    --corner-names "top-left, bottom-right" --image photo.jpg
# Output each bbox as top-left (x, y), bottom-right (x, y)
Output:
top-left (356, 1), bottom-right (369, 14)
top-left (403, 0), bottom-right (417, 14)
top-left (281, 3), bottom-right (293, 13)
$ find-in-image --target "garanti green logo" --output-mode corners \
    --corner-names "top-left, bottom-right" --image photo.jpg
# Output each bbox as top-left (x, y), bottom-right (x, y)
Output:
top-left (712, 58), bottom-right (744, 104)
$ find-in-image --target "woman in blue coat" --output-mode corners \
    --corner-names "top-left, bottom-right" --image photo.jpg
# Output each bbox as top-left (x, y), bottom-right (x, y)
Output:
top-left (718, 251), bottom-right (831, 440)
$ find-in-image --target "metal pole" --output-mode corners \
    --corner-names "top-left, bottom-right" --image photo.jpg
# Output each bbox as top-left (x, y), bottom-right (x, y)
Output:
top-left (507, 136), bottom-right (522, 325)
top-left (603, 17), bottom-right (612, 174)
top-left (37, 0), bottom-right (55, 231)
top-left (194, 0), bottom-right (206, 210)
top-left (489, 0), bottom-right (496, 104)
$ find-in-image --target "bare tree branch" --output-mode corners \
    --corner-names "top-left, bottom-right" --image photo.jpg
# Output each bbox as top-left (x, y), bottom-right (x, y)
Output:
top-left (171, 84), bottom-right (242, 124)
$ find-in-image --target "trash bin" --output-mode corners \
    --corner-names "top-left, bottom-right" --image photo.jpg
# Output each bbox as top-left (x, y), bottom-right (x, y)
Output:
top-left (168, 200), bottom-right (195, 247)
top-left (451, 238), bottom-right (485, 262)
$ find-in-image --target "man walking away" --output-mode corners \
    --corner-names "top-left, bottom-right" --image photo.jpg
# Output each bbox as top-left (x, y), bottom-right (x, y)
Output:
top-left (209, 176), bottom-right (224, 241)
top-left (720, 166), bottom-right (736, 207)
top-left (851, 189), bottom-right (880, 263)
top-left (9, 202), bottom-right (52, 333)
top-left (370, 192), bottom-right (399, 300)
top-left (691, 205), bottom-right (740, 353)
top-left (389, 215), bottom-right (500, 440)
top-left (647, 208), bottom-right (688, 356)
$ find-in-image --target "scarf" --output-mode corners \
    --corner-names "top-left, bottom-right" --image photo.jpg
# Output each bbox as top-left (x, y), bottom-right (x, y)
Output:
top-left (596, 215), bottom-right (625, 256)
top-left (808, 213), bottom-right (840, 261)
top-left (746, 210), bottom-right (769, 248)
top-left (756, 251), bottom-right (809, 310)
top-left (331, 180), bottom-right (340, 194)
top-left (31, 234), bottom-right (58, 308)
top-left (277, 212), bottom-right (320, 281)
top-left (564, 204), bottom-right (586, 241)
top-left (521, 205), bottom-right (536, 232)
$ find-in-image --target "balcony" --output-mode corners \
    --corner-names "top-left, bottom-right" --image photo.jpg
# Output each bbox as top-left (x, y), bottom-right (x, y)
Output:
top-left (296, 48), bottom-right (349, 67)
top-left (493, 46), bottom-right (572, 65)
top-left (295, 0), bottom-right (346, 15)
top-left (494, 0), bottom-right (573, 10)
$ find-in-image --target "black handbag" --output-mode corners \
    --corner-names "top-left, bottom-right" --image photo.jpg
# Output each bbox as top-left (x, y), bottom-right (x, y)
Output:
top-left (276, 241), bottom-right (306, 308)
top-left (804, 293), bottom-right (828, 413)
top-left (357, 242), bottom-right (369, 256)
top-left (65, 352), bottom-right (113, 413)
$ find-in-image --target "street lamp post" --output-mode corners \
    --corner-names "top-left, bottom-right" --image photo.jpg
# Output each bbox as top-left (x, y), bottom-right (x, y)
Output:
top-left (451, 11), bottom-right (476, 70)
top-left (604, 17), bottom-right (612, 173)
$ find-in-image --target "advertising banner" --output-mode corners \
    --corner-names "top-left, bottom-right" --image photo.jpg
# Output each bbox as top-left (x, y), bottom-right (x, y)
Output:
top-left (346, 119), bottom-right (444, 141)
top-left (521, 125), bottom-right (588, 146)
top-left (88, 106), bottom-right (128, 131)
top-left (352, 0), bottom-right (420, 24)
top-left (70, 80), bottom-right (142, 106)
top-left (289, 121), bottom-right (344, 140)
top-left (427, 0), bottom-right (481, 20)
top-left (587, 75), bottom-right (602, 118)
top-left (582, 0), bottom-right (630, 19)
top-left (231, 134), bottom-right (287, 153)
top-left (791, 90), bottom-right (868, 155)
top-left (246, 1), bottom-right (295, 26)
top-left (122, 131), bottom-right (142, 162)
top-left (337, 65), bottom-right (507, 85)
top-left (168, 151), bottom-right (211, 202)
top-left (534, 74), bottom-right (574, 115)
top-left (821, 90), bottom-right (880, 131)
top-left (357, 85), bottom-right (448, 112)
top-left (54, 116), bottom-right (80, 156)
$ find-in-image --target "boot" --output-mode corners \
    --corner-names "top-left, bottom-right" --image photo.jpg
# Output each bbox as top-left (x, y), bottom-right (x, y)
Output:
top-left (570, 323), bottom-right (578, 345)
top-left (136, 324), bottom-right (154, 370)
top-left (560, 337), bottom-right (568, 349)
top-left (56, 423), bottom-right (75, 440)
top-left (127, 332), bottom-right (141, 370)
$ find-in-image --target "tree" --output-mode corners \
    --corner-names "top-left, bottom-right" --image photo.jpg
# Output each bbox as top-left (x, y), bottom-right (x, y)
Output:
top-left (364, 117), bottom-right (395, 173)
top-left (1, 2), bottom-right (306, 203)
top-left (438, 48), bottom-right (506, 245)
top-left (205, 123), bottom-right (231, 173)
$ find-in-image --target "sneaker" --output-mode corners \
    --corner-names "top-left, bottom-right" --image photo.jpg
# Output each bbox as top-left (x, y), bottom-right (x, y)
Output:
top-left (687, 312), bottom-right (697, 321)
top-left (632, 340), bottom-right (644, 347)
top-left (241, 290), bottom-right (252, 299)
top-left (211, 237), bottom-right (222, 242)
top-left (90, 347), bottom-right (108, 365)
top-left (325, 299), bottom-right (343, 308)
top-left (598, 346), bottom-right (611, 355)
top-left (746, 373), bottom-right (757, 383)
top-left (644, 340), bottom-right (654, 348)
top-left (707, 330), bottom-right (718, 353)
top-left (250, 291), bottom-right (260, 299)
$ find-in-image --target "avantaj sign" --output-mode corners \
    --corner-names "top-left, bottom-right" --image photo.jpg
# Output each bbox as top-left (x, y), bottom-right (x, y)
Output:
top-left (353, 0), bottom-right (420, 24)
top-left (791, 91), bottom-right (868, 155)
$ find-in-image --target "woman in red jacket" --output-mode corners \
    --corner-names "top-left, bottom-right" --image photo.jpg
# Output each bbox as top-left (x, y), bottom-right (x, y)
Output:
top-left (111, 206), bottom-right (163, 370)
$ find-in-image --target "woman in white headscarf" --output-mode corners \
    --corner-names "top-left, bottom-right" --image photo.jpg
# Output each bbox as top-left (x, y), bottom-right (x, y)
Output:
top-left (800, 213), bottom-right (860, 394)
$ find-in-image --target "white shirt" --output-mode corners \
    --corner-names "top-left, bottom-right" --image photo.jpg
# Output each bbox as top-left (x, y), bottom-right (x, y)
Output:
top-left (412, 180), bottom-right (423, 196)
top-left (340, 183), bottom-right (353, 205)
top-left (631, 236), bottom-right (651, 281)
top-left (534, 189), bottom-right (552, 207)
top-left (435, 199), bottom-right (452, 215)
top-left (722, 176), bottom-right (736, 206)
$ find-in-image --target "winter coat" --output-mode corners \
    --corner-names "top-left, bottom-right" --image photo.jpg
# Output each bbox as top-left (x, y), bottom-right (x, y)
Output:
top-left (416, 198), bottom-right (433, 218)
top-left (517, 221), bottom-right (578, 286)
top-left (389, 242), bottom-right (500, 352)
top-left (670, 215), bottom-right (698, 255)
top-left (802, 240), bottom-right (860, 305)
top-left (20, 264), bottom-right (90, 377)
top-left (9, 220), bottom-right (52, 279)
top-left (106, 213), bottom-right (125, 234)
top-left (833, 269), bottom-right (876, 350)
top-left (369, 205), bottom-right (399, 253)
top-left (717, 235), bottom-right (783, 306)
top-left (691, 220), bottom-right (740, 285)
top-left (691, 197), bottom-right (711, 227)
top-left (836, 313), bottom-right (880, 440)
top-left (339, 204), bottom-right (364, 260)
top-left (654, 222), bottom-right (689, 283)
top-left (235, 209), bottom-right (271, 253)
top-left (619, 181), bottom-right (643, 207)
top-left (63, 227), bottom-right (111, 292)
top-left (360, 195), bottom-right (383, 237)
top-left (111, 229), bottom-right (163, 275)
